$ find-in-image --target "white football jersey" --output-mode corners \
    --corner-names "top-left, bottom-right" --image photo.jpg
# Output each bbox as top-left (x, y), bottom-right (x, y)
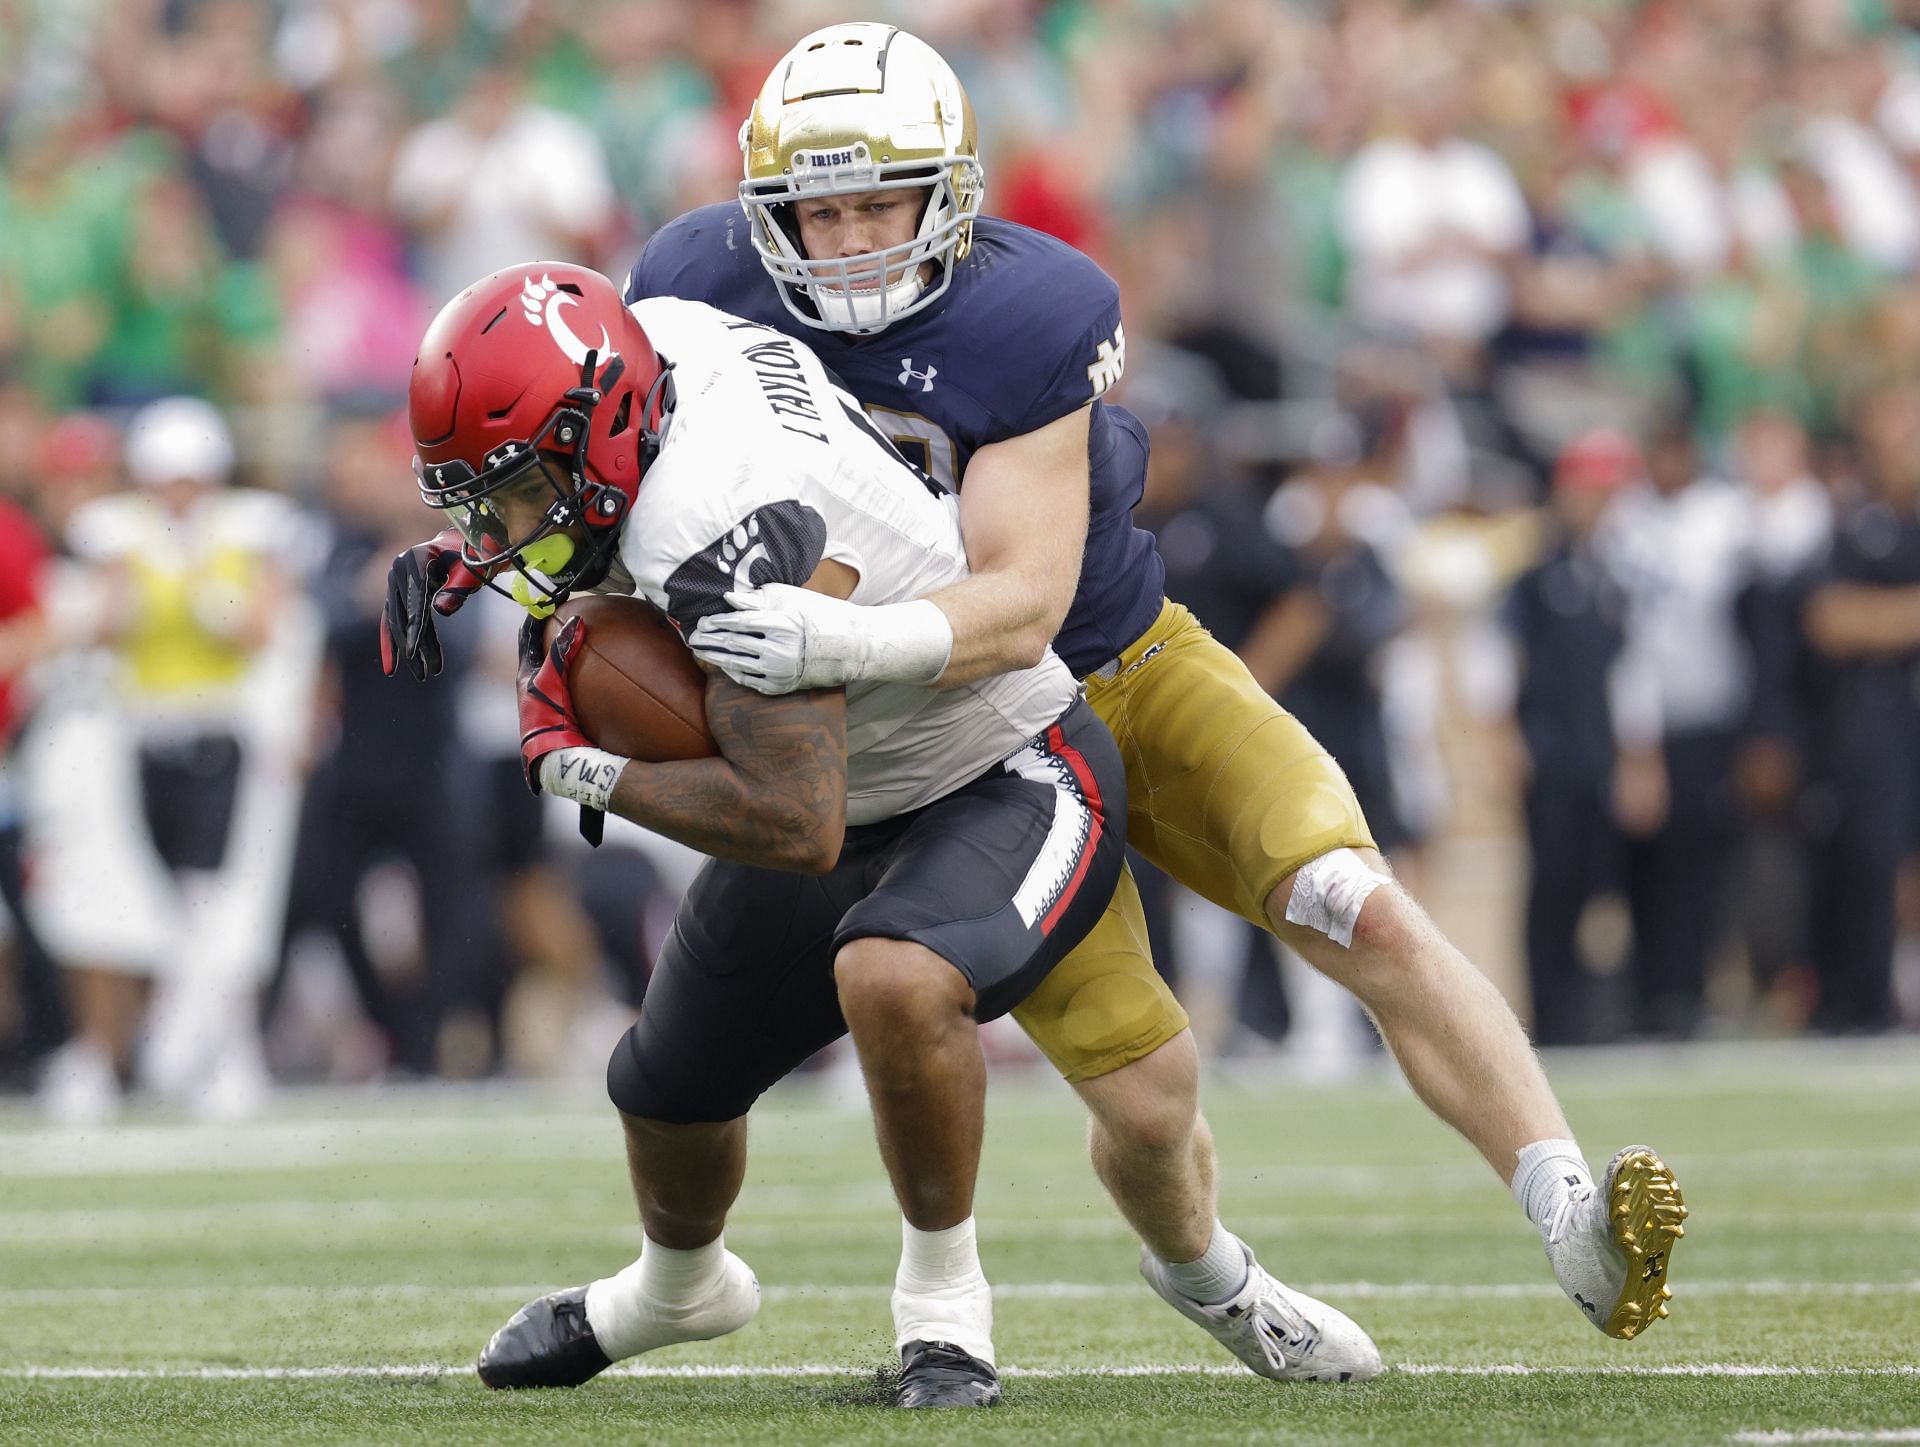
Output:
top-left (607, 295), bottom-right (1078, 825)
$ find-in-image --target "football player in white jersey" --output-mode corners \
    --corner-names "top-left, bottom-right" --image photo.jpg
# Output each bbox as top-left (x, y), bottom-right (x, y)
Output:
top-left (381, 261), bottom-right (1195, 1406)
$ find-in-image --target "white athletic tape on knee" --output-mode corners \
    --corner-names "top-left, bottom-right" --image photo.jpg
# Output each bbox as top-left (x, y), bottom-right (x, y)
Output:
top-left (1283, 847), bottom-right (1388, 948)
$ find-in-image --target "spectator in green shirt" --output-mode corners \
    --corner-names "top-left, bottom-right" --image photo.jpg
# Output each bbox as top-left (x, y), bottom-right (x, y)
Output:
top-left (88, 173), bottom-right (280, 408)
top-left (0, 116), bottom-right (129, 408)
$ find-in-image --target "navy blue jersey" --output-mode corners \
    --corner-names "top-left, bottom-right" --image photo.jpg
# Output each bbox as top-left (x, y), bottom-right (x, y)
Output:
top-left (626, 203), bottom-right (1165, 676)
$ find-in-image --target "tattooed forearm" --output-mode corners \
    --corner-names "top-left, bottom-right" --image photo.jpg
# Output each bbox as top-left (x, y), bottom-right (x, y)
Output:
top-left (605, 672), bottom-right (848, 872)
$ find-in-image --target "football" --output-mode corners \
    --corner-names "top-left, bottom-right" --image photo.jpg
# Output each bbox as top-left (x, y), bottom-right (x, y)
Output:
top-left (544, 594), bottom-right (716, 762)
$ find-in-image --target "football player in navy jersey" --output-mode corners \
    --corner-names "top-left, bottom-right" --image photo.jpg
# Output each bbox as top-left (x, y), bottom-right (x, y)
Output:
top-left (656, 22), bottom-right (1689, 1356)
top-left (387, 22), bottom-right (1686, 1370)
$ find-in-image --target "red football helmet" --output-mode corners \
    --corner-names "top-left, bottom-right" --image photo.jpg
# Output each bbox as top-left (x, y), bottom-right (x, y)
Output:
top-left (409, 261), bottom-right (667, 606)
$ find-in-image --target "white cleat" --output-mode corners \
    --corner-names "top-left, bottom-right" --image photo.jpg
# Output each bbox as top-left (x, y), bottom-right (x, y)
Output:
top-left (1543, 1144), bottom-right (1687, 1340)
top-left (1140, 1243), bottom-right (1382, 1382)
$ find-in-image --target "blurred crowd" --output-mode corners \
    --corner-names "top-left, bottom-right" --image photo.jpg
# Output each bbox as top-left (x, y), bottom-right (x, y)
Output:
top-left (2, 0), bottom-right (1918, 1115)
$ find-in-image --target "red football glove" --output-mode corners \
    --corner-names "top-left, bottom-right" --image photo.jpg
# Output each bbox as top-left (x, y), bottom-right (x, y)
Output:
top-left (518, 613), bottom-right (610, 845)
top-left (518, 613), bottom-right (594, 786)
top-left (379, 527), bottom-right (487, 680)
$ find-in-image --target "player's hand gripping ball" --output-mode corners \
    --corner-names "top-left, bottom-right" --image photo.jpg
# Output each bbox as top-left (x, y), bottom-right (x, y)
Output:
top-left (516, 613), bottom-right (595, 791)
top-left (517, 596), bottom-right (717, 846)
top-left (540, 595), bottom-right (717, 763)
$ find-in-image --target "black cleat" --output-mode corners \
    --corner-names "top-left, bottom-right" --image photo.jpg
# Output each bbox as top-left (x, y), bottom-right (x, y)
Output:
top-left (895, 1339), bottom-right (1002, 1408)
top-left (476, 1286), bottom-right (614, 1389)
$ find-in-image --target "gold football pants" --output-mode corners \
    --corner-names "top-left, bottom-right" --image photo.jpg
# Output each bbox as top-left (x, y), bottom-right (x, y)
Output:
top-left (1012, 599), bottom-right (1376, 1082)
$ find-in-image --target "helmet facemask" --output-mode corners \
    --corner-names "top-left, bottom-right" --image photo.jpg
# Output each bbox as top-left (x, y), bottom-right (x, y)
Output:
top-left (417, 352), bottom-right (646, 616)
top-left (741, 145), bottom-right (983, 335)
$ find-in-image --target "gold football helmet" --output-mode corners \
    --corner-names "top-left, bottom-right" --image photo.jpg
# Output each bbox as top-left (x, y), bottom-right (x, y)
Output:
top-left (740, 23), bottom-right (984, 334)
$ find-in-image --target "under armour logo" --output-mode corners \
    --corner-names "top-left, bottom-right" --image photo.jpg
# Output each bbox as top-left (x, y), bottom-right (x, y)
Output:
top-left (898, 358), bottom-right (938, 393)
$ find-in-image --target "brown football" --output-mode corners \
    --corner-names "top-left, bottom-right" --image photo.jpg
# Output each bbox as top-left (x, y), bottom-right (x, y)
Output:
top-left (544, 594), bottom-right (716, 762)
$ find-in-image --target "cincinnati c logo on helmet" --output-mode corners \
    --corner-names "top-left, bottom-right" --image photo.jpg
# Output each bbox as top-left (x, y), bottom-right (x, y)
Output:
top-left (521, 274), bottom-right (619, 369)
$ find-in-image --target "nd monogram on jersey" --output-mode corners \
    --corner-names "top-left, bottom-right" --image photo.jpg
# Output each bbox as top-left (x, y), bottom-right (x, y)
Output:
top-left (603, 295), bottom-right (1078, 825)
top-left (628, 207), bottom-right (1168, 677)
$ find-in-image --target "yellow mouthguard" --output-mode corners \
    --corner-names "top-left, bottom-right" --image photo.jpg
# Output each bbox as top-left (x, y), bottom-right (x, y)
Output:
top-left (507, 534), bottom-right (578, 618)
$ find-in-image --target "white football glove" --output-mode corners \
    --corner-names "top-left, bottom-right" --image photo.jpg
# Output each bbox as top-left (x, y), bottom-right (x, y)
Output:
top-left (688, 584), bottom-right (953, 695)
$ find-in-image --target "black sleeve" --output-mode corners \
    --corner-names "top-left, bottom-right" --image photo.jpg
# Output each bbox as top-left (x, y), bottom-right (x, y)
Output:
top-left (661, 499), bottom-right (828, 631)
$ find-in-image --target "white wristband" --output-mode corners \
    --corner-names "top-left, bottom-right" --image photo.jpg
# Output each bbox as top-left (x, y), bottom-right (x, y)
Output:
top-left (539, 747), bottom-right (628, 813)
top-left (859, 597), bottom-right (954, 685)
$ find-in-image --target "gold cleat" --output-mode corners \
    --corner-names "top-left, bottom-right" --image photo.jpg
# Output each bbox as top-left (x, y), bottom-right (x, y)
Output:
top-left (1599, 1145), bottom-right (1688, 1340)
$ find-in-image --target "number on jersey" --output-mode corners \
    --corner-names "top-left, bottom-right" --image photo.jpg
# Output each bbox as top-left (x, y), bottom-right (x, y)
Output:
top-left (865, 407), bottom-right (962, 494)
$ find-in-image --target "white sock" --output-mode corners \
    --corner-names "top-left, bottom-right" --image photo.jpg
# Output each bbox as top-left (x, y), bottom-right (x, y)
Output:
top-left (1154, 1221), bottom-right (1250, 1305)
top-left (1511, 1139), bottom-right (1593, 1234)
top-left (585, 1233), bottom-right (727, 1360)
top-left (891, 1215), bottom-right (995, 1366)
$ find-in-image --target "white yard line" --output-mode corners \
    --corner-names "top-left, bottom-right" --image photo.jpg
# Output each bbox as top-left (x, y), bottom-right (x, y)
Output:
top-left (0, 1198), bottom-right (615, 1239)
top-left (1387, 1364), bottom-right (1920, 1377)
top-left (1731, 1433), bottom-right (1920, 1443)
top-left (1, 1279), bottom-right (1916, 1305)
top-left (0, 1118), bottom-right (626, 1178)
top-left (7, 1200), bottom-right (1920, 1241)
top-left (3, 1362), bottom-right (1917, 1382)
top-left (1301, 1281), bottom-right (1920, 1299)
top-left (4, 1122), bottom-right (1917, 1182)
top-left (9, 1147), bottom-right (1916, 1186)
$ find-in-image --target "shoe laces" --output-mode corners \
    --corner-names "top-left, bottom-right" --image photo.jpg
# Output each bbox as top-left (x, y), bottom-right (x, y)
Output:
top-left (1247, 1276), bottom-right (1314, 1352)
top-left (1543, 1181), bottom-right (1596, 1248)
top-left (552, 1294), bottom-right (588, 1332)
top-left (903, 1340), bottom-right (991, 1374)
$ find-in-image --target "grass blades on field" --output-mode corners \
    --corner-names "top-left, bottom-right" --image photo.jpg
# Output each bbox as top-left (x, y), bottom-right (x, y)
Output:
top-left (7, 1374), bottom-right (1920, 1447)
top-left (2, 1038), bottom-right (1917, 1444)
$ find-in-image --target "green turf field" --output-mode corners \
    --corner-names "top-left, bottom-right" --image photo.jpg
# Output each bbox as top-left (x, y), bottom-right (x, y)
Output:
top-left (3, 1039), bottom-right (1916, 1444)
